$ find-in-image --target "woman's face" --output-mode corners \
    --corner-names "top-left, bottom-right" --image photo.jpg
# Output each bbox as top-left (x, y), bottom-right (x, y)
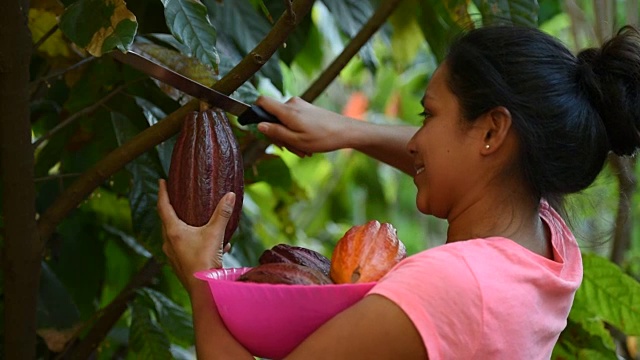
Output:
top-left (407, 64), bottom-right (485, 218)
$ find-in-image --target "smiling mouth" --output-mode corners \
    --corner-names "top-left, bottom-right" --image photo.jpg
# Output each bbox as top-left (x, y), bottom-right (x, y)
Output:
top-left (415, 166), bottom-right (425, 175)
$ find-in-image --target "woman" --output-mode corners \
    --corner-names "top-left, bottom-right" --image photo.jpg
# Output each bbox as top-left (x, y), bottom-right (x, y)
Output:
top-left (158, 25), bottom-right (640, 359)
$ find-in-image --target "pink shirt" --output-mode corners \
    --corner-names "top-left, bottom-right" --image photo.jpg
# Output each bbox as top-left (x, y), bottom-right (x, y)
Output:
top-left (368, 202), bottom-right (583, 359)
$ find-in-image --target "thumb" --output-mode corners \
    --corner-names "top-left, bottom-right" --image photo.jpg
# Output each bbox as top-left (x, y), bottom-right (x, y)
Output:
top-left (207, 192), bottom-right (236, 227)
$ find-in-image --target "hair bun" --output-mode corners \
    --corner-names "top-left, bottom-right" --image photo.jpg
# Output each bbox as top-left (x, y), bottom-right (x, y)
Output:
top-left (576, 26), bottom-right (640, 156)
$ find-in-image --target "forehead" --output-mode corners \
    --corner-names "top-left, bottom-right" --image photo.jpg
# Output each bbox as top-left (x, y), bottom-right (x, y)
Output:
top-left (423, 64), bottom-right (450, 102)
top-left (423, 63), bottom-right (453, 103)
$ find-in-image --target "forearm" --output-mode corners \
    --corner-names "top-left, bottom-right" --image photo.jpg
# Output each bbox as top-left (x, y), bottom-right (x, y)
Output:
top-left (189, 281), bottom-right (254, 360)
top-left (346, 120), bottom-right (418, 175)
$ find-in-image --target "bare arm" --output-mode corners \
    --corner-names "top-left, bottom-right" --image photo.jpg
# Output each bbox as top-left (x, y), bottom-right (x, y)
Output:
top-left (158, 180), bottom-right (428, 359)
top-left (255, 96), bottom-right (418, 175)
top-left (157, 180), bottom-right (253, 360)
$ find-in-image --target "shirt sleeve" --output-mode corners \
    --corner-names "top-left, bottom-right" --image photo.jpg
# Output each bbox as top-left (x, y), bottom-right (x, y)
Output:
top-left (367, 248), bottom-right (484, 360)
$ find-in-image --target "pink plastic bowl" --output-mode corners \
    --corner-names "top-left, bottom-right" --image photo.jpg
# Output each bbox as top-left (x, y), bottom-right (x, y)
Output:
top-left (194, 267), bottom-right (376, 359)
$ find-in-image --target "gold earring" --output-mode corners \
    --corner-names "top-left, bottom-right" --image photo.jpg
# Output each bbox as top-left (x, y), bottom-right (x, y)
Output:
top-left (485, 144), bottom-right (490, 149)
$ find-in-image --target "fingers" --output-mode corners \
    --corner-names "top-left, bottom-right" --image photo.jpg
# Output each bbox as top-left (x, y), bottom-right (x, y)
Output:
top-left (157, 179), bottom-right (179, 225)
top-left (255, 96), bottom-right (300, 122)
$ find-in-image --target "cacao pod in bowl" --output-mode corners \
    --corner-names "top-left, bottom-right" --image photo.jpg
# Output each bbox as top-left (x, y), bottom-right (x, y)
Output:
top-left (194, 267), bottom-right (375, 359)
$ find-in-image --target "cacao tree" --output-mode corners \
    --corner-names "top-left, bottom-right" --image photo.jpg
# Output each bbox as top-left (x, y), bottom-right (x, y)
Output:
top-left (2, 0), bottom-right (640, 359)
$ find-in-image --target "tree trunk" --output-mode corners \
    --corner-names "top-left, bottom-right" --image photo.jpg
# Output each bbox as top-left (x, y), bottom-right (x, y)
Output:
top-left (0, 1), bottom-right (41, 359)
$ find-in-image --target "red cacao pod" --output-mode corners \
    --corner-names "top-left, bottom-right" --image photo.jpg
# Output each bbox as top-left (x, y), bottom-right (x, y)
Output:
top-left (237, 263), bottom-right (333, 285)
top-left (259, 244), bottom-right (331, 277)
top-left (330, 220), bottom-right (406, 284)
top-left (167, 108), bottom-right (244, 245)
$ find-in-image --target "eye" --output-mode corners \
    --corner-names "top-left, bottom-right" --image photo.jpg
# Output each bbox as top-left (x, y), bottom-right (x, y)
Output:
top-left (419, 110), bottom-right (433, 125)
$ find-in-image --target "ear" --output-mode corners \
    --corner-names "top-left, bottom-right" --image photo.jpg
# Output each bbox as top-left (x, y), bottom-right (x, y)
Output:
top-left (477, 106), bottom-right (512, 155)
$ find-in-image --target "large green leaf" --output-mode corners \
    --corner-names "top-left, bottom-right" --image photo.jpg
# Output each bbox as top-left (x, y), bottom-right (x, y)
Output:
top-left (574, 253), bottom-right (640, 335)
top-left (129, 300), bottom-right (173, 360)
top-left (138, 288), bottom-right (194, 347)
top-left (321, 0), bottom-right (378, 71)
top-left (204, 0), bottom-right (284, 91)
top-left (37, 263), bottom-right (81, 329)
top-left (472, 0), bottom-right (539, 27)
top-left (552, 318), bottom-right (618, 360)
top-left (111, 111), bottom-right (166, 258)
top-left (59, 0), bottom-right (138, 56)
top-left (414, 0), bottom-right (469, 63)
top-left (160, 0), bottom-right (219, 71)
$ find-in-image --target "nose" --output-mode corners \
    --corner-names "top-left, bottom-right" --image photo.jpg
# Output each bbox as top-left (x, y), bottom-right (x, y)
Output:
top-left (407, 134), bottom-right (417, 156)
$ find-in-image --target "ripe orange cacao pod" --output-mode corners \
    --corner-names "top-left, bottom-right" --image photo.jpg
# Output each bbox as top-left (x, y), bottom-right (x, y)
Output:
top-left (237, 263), bottom-right (333, 285)
top-left (330, 220), bottom-right (406, 284)
top-left (167, 108), bottom-right (244, 246)
top-left (259, 244), bottom-right (331, 277)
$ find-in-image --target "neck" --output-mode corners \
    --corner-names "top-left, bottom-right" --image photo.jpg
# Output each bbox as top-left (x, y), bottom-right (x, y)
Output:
top-left (445, 183), bottom-right (552, 259)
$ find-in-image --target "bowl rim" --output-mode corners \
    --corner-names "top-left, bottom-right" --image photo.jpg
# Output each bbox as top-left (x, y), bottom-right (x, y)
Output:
top-left (193, 267), bottom-right (377, 289)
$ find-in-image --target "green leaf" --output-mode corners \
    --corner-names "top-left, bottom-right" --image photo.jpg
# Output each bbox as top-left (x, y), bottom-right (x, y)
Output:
top-left (111, 111), bottom-right (166, 258)
top-left (49, 209), bottom-right (106, 318)
top-left (138, 288), bottom-right (194, 346)
top-left (245, 155), bottom-right (293, 190)
top-left (415, 0), bottom-right (467, 63)
top-left (389, 0), bottom-right (426, 70)
top-left (129, 300), bottom-right (173, 360)
top-left (160, 0), bottom-right (220, 71)
top-left (204, 0), bottom-right (284, 91)
top-left (552, 318), bottom-right (618, 360)
top-left (321, 0), bottom-right (378, 71)
top-left (575, 253), bottom-right (640, 335)
top-left (472, 0), bottom-right (539, 27)
top-left (59, 0), bottom-right (138, 56)
top-left (37, 263), bottom-right (81, 329)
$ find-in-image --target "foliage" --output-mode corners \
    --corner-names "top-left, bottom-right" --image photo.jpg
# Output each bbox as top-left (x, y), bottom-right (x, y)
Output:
top-left (2, 0), bottom-right (639, 358)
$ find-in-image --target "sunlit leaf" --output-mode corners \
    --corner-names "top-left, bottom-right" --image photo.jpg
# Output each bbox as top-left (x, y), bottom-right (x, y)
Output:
top-left (29, 8), bottom-right (71, 57)
top-left (160, 0), bottom-right (219, 71)
top-left (129, 300), bottom-right (173, 360)
top-left (132, 42), bottom-right (217, 103)
top-left (574, 253), bottom-right (640, 335)
top-left (59, 0), bottom-right (138, 56)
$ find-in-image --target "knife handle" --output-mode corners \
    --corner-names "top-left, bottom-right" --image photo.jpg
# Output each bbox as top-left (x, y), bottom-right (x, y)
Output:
top-left (238, 105), bottom-right (281, 125)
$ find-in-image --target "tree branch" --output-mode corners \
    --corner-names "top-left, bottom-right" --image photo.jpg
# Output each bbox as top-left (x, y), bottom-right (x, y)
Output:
top-left (33, 24), bottom-right (59, 51)
top-left (211, 0), bottom-right (315, 95)
top-left (301, 0), bottom-right (405, 101)
top-left (36, 0), bottom-right (317, 246)
top-left (1, 1), bottom-right (39, 359)
top-left (609, 155), bottom-right (637, 265)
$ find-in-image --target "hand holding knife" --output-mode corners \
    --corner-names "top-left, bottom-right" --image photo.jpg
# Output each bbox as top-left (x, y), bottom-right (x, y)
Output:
top-left (110, 50), bottom-right (280, 126)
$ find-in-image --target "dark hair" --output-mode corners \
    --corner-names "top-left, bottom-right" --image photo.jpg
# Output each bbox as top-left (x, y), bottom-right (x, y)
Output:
top-left (445, 25), bottom-right (640, 203)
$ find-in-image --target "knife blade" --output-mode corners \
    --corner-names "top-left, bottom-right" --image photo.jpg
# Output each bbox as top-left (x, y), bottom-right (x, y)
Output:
top-left (111, 50), bottom-right (279, 125)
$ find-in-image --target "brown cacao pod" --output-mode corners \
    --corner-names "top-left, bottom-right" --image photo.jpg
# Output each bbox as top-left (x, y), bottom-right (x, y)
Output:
top-left (258, 244), bottom-right (331, 277)
top-left (167, 108), bottom-right (244, 246)
top-left (237, 263), bottom-right (333, 285)
top-left (330, 220), bottom-right (406, 284)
